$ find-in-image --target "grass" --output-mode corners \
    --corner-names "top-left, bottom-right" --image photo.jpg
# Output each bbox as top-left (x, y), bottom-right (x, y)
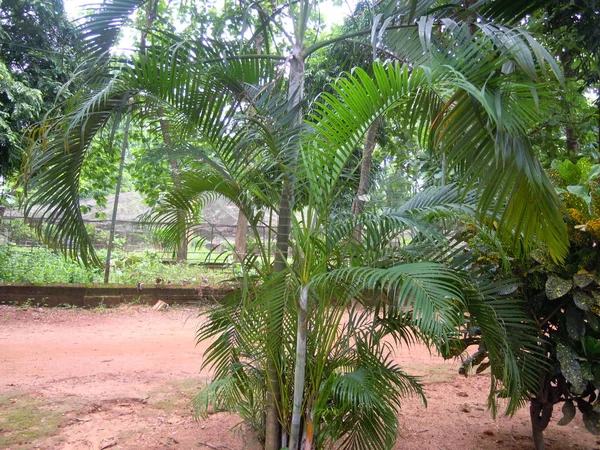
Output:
top-left (0, 392), bottom-right (63, 449)
top-left (403, 363), bottom-right (457, 384)
top-left (147, 378), bottom-right (204, 411)
top-left (0, 245), bottom-right (235, 286)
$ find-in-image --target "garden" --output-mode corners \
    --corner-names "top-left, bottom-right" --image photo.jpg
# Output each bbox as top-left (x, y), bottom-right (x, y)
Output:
top-left (0, 1), bottom-right (599, 450)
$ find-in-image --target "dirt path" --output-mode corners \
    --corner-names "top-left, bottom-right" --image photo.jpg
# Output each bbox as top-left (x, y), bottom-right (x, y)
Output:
top-left (0, 304), bottom-right (597, 450)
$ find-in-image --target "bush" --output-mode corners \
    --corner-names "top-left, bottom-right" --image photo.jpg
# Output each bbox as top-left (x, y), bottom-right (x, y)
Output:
top-left (0, 247), bottom-right (100, 283)
top-left (0, 246), bottom-right (228, 285)
top-left (0, 219), bottom-right (39, 245)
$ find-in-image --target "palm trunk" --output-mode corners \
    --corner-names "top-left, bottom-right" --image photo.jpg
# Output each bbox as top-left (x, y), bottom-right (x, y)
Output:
top-left (265, 40), bottom-right (306, 450)
top-left (351, 116), bottom-right (381, 218)
top-left (104, 107), bottom-right (131, 283)
top-left (441, 153), bottom-right (447, 186)
top-left (159, 115), bottom-right (188, 261)
top-left (234, 208), bottom-right (248, 262)
top-left (289, 284), bottom-right (309, 450)
top-left (265, 178), bottom-right (290, 450)
top-left (141, 1), bottom-right (187, 261)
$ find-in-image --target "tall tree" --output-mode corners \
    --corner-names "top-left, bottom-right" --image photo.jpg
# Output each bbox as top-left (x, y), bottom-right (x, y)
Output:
top-left (0, 0), bottom-right (80, 176)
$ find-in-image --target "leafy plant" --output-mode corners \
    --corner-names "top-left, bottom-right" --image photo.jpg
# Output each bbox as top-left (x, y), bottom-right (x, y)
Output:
top-left (0, 218), bottom-right (39, 244)
top-left (0, 247), bottom-right (98, 283)
top-left (456, 160), bottom-right (600, 450)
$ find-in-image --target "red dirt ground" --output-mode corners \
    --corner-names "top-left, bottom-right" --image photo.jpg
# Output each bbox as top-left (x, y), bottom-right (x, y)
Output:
top-left (0, 304), bottom-right (598, 450)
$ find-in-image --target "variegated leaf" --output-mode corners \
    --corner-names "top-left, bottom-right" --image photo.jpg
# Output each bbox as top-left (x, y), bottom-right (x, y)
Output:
top-left (574, 269), bottom-right (595, 288)
top-left (556, 343), bottom-right (586, 393)
top-left (545, 276), bottom-right (572, 300)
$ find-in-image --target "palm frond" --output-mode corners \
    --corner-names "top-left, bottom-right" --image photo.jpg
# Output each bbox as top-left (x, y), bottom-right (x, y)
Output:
top-left (315, 262), bottom-right (465, 339)
top-left (461, 272), bottom-right (549, 416)
top-left (77, 0), bottom-right (146, 58)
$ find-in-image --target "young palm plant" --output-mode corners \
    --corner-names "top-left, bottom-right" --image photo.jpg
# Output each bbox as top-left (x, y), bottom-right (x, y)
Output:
top-left (155, 57), bottom-right (559, 448)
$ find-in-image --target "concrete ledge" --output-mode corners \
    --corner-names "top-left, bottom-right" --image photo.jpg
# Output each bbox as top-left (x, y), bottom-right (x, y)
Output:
top-left (0, 283), bottom-right (235, 307)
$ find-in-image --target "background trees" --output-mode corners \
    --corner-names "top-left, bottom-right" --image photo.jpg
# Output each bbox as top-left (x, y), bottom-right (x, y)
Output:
top-left (0, 0), bottom-right (80, 178)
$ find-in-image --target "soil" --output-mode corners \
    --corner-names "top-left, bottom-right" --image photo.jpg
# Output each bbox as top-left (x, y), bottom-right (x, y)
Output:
top-left (0, 304), bottom-right (598, 450)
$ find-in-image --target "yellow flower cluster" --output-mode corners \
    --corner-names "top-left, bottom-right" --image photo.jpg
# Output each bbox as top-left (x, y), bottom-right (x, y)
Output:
top-left (586, 219), bottom-right (600, 240)
top-left (568, 208), bottom-right (586, 225)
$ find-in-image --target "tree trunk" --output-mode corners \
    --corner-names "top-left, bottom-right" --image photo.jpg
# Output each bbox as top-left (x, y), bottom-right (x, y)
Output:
top-left (530, 398), bottom-right (552, 450)
top-left (234, 208), bottom-right (248, 262)
top-left (529, 376), bottom-right (554, 450)
top-left (265, 39), bottom-right (306, 450)
top-left (566, 126), bottom-right (578, 154)
top-left (158, 115), bottom-right (188, 261)
top-left (289, 284), bottom-right (309, 450)
top-left (104, 106), bottom-right (131, 283)
top-left (141, 1), bottom-right (187, 261)
top-left (563, 51), bottom-right (579, 155)
top-left (351, 116), bottom-right (381, 218)
top-left (140, 0), bottom-right (158, 53)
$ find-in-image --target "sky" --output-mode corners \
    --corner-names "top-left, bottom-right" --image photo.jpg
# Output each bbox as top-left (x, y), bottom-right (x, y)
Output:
top-left (64, 0), bottom-right (357, 54)
top-left (64, 0), bottom-right (357, 26)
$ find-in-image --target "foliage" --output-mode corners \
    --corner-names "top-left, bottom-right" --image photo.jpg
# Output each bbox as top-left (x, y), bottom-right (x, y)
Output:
top-left (520, 219), bottom-right (600, 439)
top-left (537, 0), bottom-right (600, 89)
top-left (21, 1), bottom-right (573, 449)
top-left (0, 0), bottom-right (80, 176)
top-left (0, 61), bottom-right (43, 175)
top-left (0, 246), bottom-right (99, 283)
top-left (0, 244), bottom-right (228, 285)
top-left (0, 218), bottom-right (39, 244)
top-left (524, 1), bottom-right (600, 162)
top-left (456, 159), bottom-right (600, 448)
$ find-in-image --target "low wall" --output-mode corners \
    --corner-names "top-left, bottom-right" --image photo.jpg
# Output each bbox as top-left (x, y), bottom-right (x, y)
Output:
top-left (0, 283), bottom-right (235, 308)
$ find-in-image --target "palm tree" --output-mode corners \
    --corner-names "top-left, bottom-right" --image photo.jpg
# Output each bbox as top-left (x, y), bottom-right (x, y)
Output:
top-left (23, 1), bottom-right (568, 448)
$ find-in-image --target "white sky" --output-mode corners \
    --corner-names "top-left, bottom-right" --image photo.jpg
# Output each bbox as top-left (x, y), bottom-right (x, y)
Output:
top-left (64, 0), bottom-right (357, 26)
top-left (64, 0), bottom-right (358, 55)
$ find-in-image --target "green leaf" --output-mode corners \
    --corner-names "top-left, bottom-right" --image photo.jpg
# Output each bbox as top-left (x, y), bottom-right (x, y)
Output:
top-left (582, 362), bottom-right (594, 383)
top-left (567, 185), bottom-right (590, 204)
top-left (573, 291), bottom-right (595, 311)
top-left (439, 339), bottom-right (468, 360)
top-left (593, 290), bottom-right (600, 305)
top-left (476, 361), bottom-right (491, 374)
top-left (584, 336), bottom-right (600, 358)
top-left (586, 312), bottom-right (600, 332)
top-left (588, 165), bottom-right (600, 180)
top-left (593, 363), bottom-right (600, 384)
top-left (557, 400), bottom-right (576, 426)
top-left (583, 410), bottom-right (600, 435)
top-left (566, 306), bottom-right (586, 341)
top-left (545, 276), bottom-right (572, 300)
top-left (556, 343), bottom-right (586, 393)
top-left (574, 270), bottom-right (596, 289)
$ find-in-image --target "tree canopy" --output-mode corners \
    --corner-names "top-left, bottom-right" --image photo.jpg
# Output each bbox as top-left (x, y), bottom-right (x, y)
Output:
top-left (0, 0), bottom-right (81, 177)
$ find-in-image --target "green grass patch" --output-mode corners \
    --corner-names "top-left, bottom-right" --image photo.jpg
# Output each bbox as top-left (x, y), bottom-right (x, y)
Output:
top-left (0, 392), bottom-right (62, 449)
top-left (146, 379), bottom-right (205, 411)
top-left (0, 246), bottom-right (233, 285)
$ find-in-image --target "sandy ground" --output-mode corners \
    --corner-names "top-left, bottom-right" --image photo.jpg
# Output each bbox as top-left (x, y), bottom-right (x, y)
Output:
top-left (0, 304), bottom-right (598, 450)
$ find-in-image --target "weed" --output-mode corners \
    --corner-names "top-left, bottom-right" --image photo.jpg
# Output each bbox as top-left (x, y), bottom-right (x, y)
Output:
top-left (0, 392), bottom-right (62, 449)
top-left (94, 299), bottom-right (107, 313)
top-left (57, 302), bottom-right (79, 309)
